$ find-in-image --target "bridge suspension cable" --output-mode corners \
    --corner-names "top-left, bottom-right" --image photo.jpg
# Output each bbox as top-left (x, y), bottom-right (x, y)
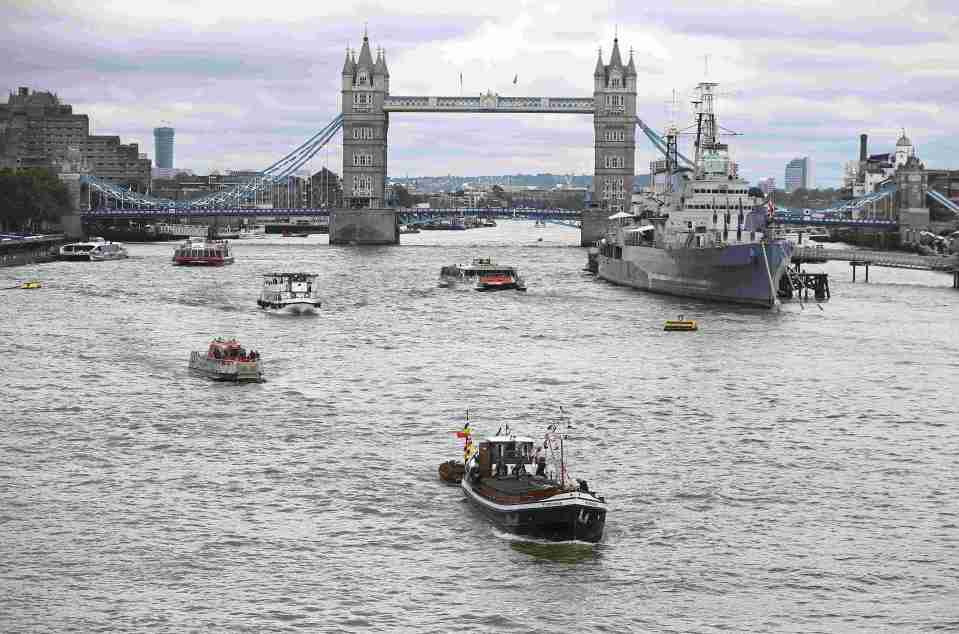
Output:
top-left (927, 189), bottom-right (959, 216)
top-left (82, 115), bottom-right (344, 210)
top-left (635, 118), bottom-right (695, 168)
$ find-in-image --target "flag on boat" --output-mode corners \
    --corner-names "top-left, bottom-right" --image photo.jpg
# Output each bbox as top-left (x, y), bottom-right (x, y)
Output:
top-left (767, 199), bottom-right (775, 219)
top-left (513, 74), bottom-right (518, 85)
top-left (455, 420), bottom-right (472, 438)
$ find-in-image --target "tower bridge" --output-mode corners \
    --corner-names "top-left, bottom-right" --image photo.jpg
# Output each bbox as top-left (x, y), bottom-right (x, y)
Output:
top-left (69, 28), bottom-right (951, 246)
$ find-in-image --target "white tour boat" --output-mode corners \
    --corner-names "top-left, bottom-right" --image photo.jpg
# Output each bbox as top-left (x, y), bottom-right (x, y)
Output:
top-left (257, 273), bottom-right (322, 314)
top-left (59, 237), bottom-right (128, 261)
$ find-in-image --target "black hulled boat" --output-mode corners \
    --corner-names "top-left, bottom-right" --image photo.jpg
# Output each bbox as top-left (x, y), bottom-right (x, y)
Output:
top-left (460, 428), bottom-right (607, 542)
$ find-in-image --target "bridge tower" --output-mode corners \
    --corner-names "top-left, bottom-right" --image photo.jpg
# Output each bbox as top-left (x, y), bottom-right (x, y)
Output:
top-left (592, 38), bottom-right (637, 213)
top-left (341, 30), bottom-right (389, 208)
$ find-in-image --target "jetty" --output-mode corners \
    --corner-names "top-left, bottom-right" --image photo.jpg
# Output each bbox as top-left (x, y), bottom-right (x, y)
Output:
top-left (792, 246), bottom-right (958, 272)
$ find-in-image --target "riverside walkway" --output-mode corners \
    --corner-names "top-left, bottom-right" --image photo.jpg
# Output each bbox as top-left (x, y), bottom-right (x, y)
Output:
top-left (792, 246), bottom-right (959, 272)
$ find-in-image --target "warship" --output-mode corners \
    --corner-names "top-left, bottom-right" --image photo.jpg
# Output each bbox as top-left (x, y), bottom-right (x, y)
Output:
top-left (596, 82), bottom-right (792, 308)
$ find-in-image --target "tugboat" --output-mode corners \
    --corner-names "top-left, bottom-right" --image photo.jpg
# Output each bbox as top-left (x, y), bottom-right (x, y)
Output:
top-left (457, 416), bottom-right (607, 543)
top-left (257, 273), bottom-right (322, 314)
top-left (58, 237), bottom-right (128, 261)
top-left (172, 237), bottom-right (234, 266)
top-left (188, 338), bottom-right (262, 382)
top-left (439, 257), bottom-right (525, 288)
top-left (475, 272), bottom-right (526, 292)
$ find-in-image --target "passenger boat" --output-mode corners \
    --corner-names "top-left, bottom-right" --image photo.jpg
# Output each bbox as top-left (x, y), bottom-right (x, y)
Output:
top-left (172, 237), bottom-right (234, 266)
top-left (58, 237), bottom-right (128, 261)
top-left (257, 272), bottom-right (322, 314)
top-left (458, 421), bottom-right (607, 543)
top-left (475, 272), bottom-right (526, 292)
top-left (439, 257), bottom-right (525, 288)
top-left (188, 338), bottom-right (262, 382)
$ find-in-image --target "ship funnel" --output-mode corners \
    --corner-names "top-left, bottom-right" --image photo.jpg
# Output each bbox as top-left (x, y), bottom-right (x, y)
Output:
top-left (859, 134), bottom-right (868, 162)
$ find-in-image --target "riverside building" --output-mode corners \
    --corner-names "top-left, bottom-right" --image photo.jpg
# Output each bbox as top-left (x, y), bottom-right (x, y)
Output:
top-left (0, 87), bottom-right (151, 192)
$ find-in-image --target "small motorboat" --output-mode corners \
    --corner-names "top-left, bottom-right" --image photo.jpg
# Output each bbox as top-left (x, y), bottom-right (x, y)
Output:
top-left (189, 338), bottom-right (262, 382)
top-left (475, 272), bottom-right (526, 292)
top-left (58, 237), bottom-right (128, 261)
top-left (172, 237), bottom-right (234, 266)
top-left (439, 258), bottom-right (525, 289)
top-left (458, 417), bottom-right (607, 543)
top-left (664, 315), bottom-right (698, 331)
top-left (257, 272), bottom-right (321, 314)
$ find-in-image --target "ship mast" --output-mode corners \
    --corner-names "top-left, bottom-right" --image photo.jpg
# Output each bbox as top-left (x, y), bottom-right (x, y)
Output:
top-left (692, 81), bottom-right (720, 179)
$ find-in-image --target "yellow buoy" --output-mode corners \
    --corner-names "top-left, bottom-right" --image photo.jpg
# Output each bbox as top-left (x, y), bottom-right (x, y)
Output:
top-left (20, 280), bottom-right (42, 290)
top-left (664, 315), bottom-right (698, 331)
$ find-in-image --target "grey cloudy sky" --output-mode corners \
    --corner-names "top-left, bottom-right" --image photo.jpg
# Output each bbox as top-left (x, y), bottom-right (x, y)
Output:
top-left (3, 0), bottom-right (957, 186)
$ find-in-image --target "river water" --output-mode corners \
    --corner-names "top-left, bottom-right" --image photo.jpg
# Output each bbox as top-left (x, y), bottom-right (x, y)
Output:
top-left (2, 222), bottom-right (958, 632)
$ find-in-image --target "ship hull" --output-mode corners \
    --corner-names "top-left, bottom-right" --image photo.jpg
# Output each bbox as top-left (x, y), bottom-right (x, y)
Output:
top-left (257, 300), bottom-right (320, 314)
top-left (188, 355), bottom-right (262, 382)
top-left (597, 241), bottom-right (791, 308)
top-left (461, 481), bottom-right (606, 543)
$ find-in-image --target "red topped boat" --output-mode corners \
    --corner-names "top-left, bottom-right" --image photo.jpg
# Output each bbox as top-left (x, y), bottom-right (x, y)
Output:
top-left (188, 338), bottom-right (262, 382)
top-left (475, 272), bottom-right (526, 292)
top-left (172, 237), bottom-right (234, 266)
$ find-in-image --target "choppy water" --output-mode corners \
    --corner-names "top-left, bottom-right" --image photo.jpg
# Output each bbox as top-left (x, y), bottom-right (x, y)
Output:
top-left (2, 222), bottom-right (958, 632)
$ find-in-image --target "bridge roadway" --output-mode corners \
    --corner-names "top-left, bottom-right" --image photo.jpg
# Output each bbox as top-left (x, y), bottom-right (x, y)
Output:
top-left (80, 207), bottom-right (583, 221)
top-left (83, 205), bottom-right (902, 230)
top-left (774, 216), bottom-right (898, 229)
top-left (383, 95), bottom-right (595, 114)
top-left (793, 245), bottom-right (958, 271)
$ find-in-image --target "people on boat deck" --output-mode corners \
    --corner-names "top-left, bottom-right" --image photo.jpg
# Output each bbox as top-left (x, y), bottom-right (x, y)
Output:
top-left (495, 461), bottom-right (508, 477)
top-left (535, 445), bottom-right (547, 476)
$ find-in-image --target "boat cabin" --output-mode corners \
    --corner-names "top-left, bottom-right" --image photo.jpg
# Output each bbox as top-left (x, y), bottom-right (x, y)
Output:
top-left (261, 272), bottom-right (317, 299)
top-left (206, 338), bottom-right (254, 361)
top-left (477, 436), bottom-right (536, 478)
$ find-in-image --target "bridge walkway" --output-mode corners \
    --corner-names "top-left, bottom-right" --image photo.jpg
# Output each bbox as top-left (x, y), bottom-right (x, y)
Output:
top-left (792, 246), bottom-right (959, 271)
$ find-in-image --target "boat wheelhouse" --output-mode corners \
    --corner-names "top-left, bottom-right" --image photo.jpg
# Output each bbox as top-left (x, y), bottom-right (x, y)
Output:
top-left (257, 272), bottom-right (322, 314)
top-left (59, 237), bottom-right (127, 261)
top-left (439, 257), bottom-right (525, 288)
top-left (188, 338), bottom-right (262, 382)
top-left (475, 272), bottom-right (526, 292)
top-left (172, 237), bottom-right (234, 266)
top-left (460, 429), bottom-right (607, 543)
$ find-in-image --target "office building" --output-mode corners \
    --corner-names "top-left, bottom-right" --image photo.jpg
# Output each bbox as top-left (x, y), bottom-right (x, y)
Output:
top-left (153, 126), bottom-right (174, 169)
top-left (784, 157), bottom-right (813, 193)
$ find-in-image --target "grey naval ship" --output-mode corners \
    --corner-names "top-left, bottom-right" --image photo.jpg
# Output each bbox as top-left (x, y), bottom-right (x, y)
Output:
top-left (596, 82), bottom-right (792, 308)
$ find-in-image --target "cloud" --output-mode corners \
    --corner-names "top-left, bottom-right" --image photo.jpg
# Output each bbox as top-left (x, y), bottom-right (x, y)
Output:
top-left (1, 0), bottom-right (956, 184)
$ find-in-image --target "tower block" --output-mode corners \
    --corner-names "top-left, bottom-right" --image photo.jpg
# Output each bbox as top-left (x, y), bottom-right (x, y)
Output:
top-left (592, 38), bottom-right (637, 213)
top-left (341, 31), bottom-right (390, 208)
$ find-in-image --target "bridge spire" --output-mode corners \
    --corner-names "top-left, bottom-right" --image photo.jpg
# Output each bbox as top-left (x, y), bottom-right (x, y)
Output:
top-left (609, 35), bottom-right (623, 68)
top-left (357, 28), bottom-right (374, 69)
top-left (594, 47), bottom-right (604, 77)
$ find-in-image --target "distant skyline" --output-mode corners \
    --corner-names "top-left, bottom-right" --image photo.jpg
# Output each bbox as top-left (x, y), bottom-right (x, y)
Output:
top-left (3, 1), bottom-right (957, 186)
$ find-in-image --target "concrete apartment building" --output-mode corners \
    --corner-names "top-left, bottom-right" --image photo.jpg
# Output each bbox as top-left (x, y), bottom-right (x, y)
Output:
top-left (0, 87), bottom-right (151, 192)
